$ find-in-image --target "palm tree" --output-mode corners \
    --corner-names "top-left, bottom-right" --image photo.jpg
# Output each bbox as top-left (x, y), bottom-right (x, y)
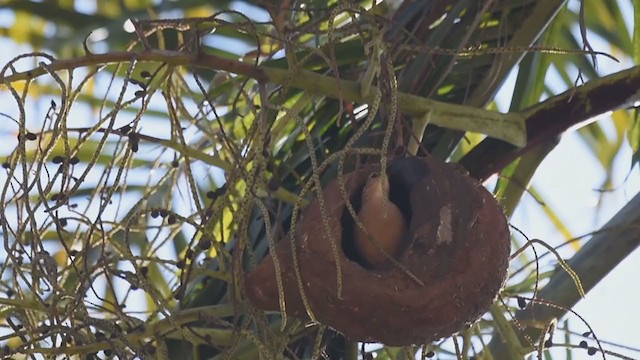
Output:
top-left (0, 0), bottom-right (638, 358)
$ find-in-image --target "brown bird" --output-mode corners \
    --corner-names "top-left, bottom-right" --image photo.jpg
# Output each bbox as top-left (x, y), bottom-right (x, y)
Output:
top-left (354, 172), bottom-right (407, 268)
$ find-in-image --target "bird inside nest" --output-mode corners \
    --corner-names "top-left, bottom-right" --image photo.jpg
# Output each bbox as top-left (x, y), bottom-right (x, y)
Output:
top-left (341, 158), bottom-right (421, 269)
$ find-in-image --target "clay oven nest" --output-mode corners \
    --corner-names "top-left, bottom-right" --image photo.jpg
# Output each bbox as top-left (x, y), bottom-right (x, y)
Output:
top-left (245, 155), bottom-right (510, 345)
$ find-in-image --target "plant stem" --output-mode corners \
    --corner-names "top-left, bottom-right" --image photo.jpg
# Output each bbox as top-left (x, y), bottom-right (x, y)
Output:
top-left (1, 49), bottom-right (527, 146)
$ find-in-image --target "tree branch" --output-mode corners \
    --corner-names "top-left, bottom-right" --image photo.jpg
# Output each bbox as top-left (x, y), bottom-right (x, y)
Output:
top-left (0, 49), bottom-right (526, 146)
top-left (461, 65), bottom-right (640, 181)
top-left (487, 191), bottom-right (640, 358)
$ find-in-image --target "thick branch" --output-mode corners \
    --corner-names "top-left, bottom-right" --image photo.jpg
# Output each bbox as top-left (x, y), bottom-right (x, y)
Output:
top-left (0, 49), bottom-right (526, 146)
top-left (487, 191), bottom-right (640, 358)
top-left (461, 65), bottom-right (640, 181)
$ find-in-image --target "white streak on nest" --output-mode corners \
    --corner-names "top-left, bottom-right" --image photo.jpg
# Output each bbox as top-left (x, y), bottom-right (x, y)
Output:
top-left (436, 204), bottom-right (453, 245)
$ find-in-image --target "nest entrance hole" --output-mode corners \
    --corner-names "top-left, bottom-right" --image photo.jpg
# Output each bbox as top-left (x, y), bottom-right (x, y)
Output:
top-left (339, 165), bottom-right (415, 269)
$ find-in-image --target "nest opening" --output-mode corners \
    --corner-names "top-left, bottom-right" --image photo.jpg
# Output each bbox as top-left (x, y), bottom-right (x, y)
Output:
top-left (339, 180), bottom-right (367, 266)
top-left (340, 165), bottom-right (415, 269)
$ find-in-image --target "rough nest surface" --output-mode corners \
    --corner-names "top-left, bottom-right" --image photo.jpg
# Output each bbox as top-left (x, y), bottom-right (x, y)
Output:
top-left (245, 156), bottom-right (510, 345)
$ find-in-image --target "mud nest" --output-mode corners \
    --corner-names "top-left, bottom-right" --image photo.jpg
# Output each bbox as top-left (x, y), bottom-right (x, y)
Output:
top-left (245, 155), bottom-right (510, 345)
